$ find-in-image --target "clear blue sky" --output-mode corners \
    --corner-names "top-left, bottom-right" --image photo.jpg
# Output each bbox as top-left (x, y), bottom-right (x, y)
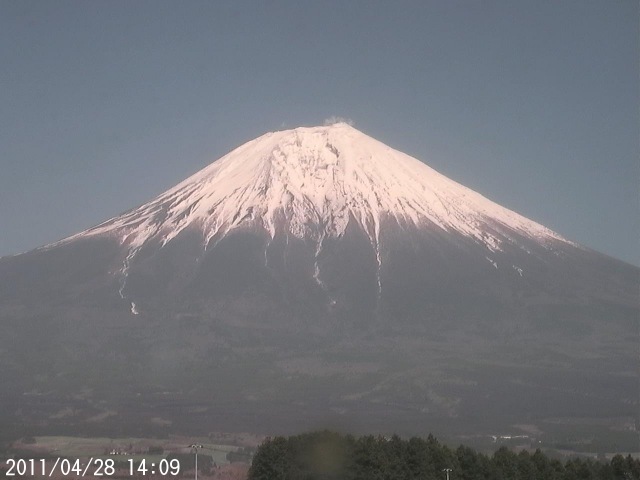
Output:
top-left (1, 1), bottom-right (637, 265)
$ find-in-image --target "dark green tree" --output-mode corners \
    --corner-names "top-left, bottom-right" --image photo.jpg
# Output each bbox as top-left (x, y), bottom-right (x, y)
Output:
top-left (248, 436), bottom-right (290, 480)
top-left (247, 430), bottom-right (640, 480)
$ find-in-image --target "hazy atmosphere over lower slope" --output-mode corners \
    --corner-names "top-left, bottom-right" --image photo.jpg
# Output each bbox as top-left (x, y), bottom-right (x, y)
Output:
top-left (0, 125), bottom-right (637, 447)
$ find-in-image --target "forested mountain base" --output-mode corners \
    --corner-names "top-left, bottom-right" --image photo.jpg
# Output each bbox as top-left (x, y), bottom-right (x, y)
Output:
top-left (248, 431), bottom-right (639, 480)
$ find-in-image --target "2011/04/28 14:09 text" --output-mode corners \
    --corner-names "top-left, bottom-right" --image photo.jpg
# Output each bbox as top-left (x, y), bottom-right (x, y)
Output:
top-left (5, 458), bottom-right (181, 477)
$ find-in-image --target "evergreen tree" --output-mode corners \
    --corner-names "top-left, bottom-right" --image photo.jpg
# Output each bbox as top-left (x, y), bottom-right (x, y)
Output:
top-left (247, 430), bottom-right (640, 480)
top-left (247, 436), bottom-right (290, 480)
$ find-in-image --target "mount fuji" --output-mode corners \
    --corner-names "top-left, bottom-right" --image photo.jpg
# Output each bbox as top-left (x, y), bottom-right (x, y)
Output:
top-left (0, 123), bottom-right (637, 443)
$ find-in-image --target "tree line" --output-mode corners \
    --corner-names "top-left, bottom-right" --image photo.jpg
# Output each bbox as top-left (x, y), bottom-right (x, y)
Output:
top-left (248, 431), bottom-right (639, 480)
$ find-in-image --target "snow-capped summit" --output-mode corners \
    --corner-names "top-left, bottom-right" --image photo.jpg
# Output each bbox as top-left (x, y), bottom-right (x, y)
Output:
top-left (60, 123), bottom-right (573, 258)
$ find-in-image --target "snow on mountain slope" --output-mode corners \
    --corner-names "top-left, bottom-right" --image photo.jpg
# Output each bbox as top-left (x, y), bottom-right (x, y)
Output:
top-left (54, 123), bottom-right (574, 260)
top-left (3, 124), bottom-right (635, 440)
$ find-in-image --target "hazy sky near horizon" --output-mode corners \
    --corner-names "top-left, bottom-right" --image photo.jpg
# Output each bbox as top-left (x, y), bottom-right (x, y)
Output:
top-left (0, 1), bottom-right (637, 265)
